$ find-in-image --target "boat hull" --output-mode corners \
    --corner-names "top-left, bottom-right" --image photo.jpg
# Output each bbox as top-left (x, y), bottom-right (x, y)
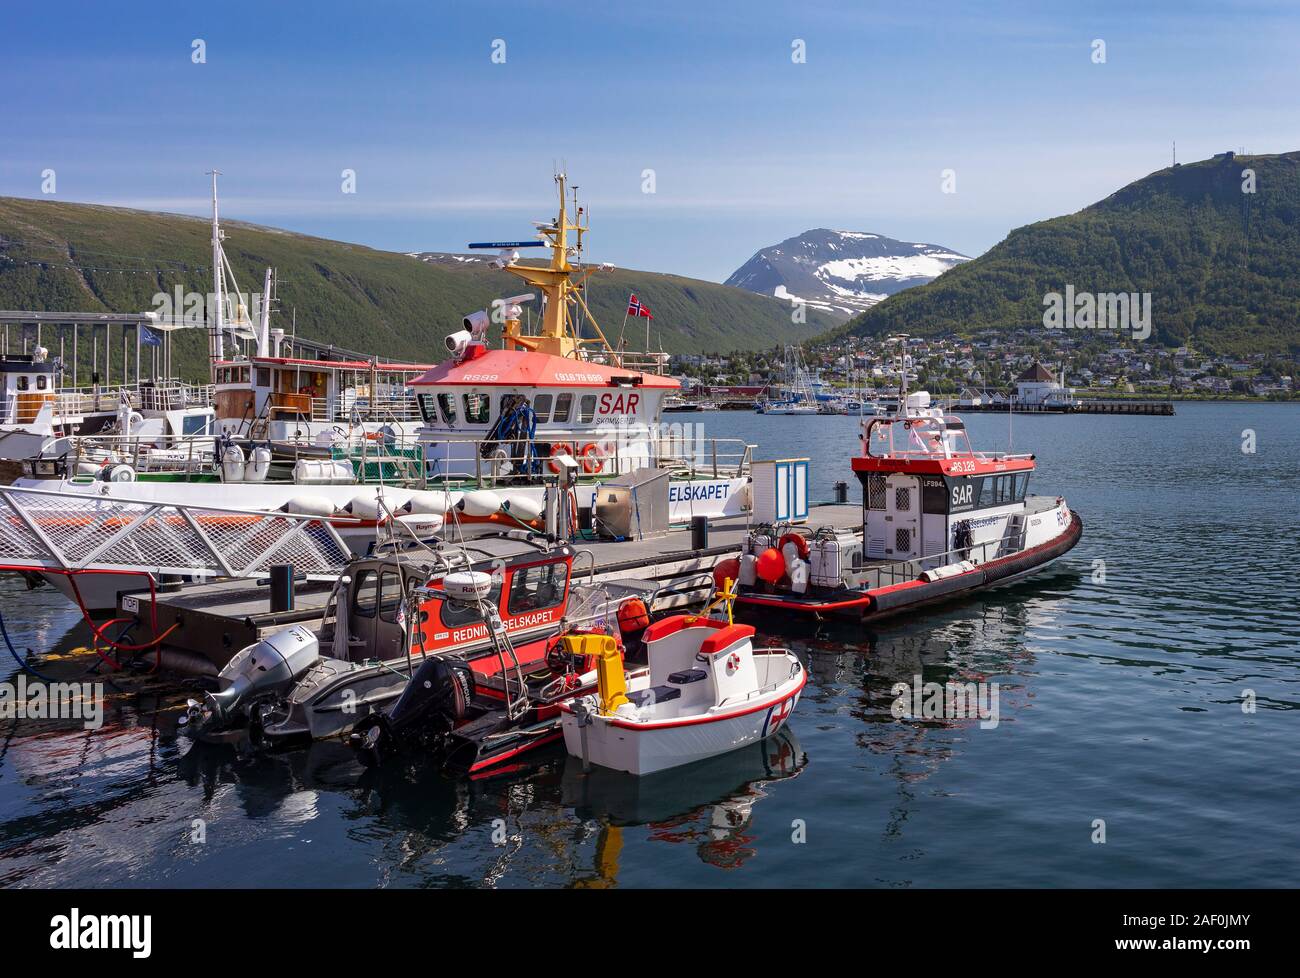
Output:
top-left (561, 667), bottom-right (806, 776)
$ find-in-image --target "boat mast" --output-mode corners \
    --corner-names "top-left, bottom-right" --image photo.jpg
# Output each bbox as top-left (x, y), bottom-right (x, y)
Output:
top-left (209, 170), bottom-right (224, 365)
top-left (500, 173), bottom-right (620, 362)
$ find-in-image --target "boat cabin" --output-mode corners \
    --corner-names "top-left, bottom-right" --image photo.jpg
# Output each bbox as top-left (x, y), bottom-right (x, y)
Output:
top-left (213, 355), bottom-right (431, 439)
top-left (323, 539), bottom-right (575, 667)
top-left (1, 354), bottom-right (58, 425)
top-left (410, 346), bottom-right (677, 482)
top-left (852, 392), bottom-right (1036, 566)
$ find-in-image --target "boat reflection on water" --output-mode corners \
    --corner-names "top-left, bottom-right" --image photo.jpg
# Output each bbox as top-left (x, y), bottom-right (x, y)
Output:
top-left (561, 728), bottom-right (805, 878)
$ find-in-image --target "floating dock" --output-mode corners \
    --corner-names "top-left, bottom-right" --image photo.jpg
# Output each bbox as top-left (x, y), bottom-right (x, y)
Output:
top-left (117, 502), bottom-right (864, 671)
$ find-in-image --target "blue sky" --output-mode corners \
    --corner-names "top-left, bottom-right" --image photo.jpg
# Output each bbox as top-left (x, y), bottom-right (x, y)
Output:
top-left (3, 0), bottom-right (1299, 282)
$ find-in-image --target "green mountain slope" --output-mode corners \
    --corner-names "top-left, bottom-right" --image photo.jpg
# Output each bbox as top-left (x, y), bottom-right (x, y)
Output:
top-left (0, 197), bottom-right (835, 380)
top-left (842, 151), bottom-right (1300, 355)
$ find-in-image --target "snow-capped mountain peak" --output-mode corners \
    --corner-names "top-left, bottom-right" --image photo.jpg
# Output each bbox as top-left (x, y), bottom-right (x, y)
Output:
top-left (725, 228), bottom-right (968, 320)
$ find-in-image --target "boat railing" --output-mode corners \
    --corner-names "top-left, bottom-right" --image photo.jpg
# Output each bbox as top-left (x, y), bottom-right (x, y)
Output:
top-left (0, 482), bottom-right (354, 578)
top-left (42, 380), bottom-right (213, 418)
top-left (64, 432), bottom-right (218, 478)
top-left (860, 524), bottom-right (1031, 589)
top-left (421, 433), bottom-right (754, 485)
top-left (282, 394), bottom-right (421, 424)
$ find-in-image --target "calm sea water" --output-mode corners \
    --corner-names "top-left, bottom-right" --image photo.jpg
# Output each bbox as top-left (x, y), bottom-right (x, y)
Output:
top-left (1, 402), bottom-right (1297, 888)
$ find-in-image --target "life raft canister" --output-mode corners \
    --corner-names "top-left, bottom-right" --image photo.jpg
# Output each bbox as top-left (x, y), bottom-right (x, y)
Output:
top-left (548, 443), bottom-right (574, 473)
top-left (617, 597), bottom-right (651, 634)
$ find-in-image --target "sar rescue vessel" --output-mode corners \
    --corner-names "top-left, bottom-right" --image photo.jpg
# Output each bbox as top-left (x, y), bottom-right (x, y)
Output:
top-left (724, 347), bottom-right (1083, 622)
top-left (2, 173), bottom-right (752, 610)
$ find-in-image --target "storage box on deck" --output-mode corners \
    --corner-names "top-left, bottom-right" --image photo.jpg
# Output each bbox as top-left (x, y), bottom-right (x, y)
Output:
top-left (593, 467), bottom-right (669, 540)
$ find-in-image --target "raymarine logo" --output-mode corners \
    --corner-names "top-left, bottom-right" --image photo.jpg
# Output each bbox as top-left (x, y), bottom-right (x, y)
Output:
top-left (49, 908), bottom-right (151, 958)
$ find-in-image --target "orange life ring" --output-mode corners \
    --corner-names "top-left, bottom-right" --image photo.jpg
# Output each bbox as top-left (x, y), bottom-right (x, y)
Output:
top-left (547, 443), bottom-right (574, 473)
top-left (778, 532), bottom-right (810, 561)
top-left (579, 442), bottom-right (605, 474)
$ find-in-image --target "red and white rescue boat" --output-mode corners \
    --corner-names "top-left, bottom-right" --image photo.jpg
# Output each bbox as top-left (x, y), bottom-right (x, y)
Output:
top-left (725, 389), bottom-right (1083, 622)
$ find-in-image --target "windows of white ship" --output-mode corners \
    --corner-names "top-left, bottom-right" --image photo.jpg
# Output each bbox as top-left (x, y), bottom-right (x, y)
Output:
top-left (578, 394), bottom-right (597, 424)
top-left (553, 392), bottom-right (573, 423)
top-left (533, 394), bottom-right (553, 423)
top-left (896, 528), bottom-right (912, 553)
top-left (417, 393), bottom-right (438, 424)
top-left (464, 392), bottom-right (491, 424)
top-left (437, 392), bottom-right (457, 424)
top-left (894, 486), bottom-right (912, 512)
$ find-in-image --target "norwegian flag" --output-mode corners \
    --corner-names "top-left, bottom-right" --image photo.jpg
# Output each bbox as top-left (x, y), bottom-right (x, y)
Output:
top-left (627, 293), bottom-right (654, 320)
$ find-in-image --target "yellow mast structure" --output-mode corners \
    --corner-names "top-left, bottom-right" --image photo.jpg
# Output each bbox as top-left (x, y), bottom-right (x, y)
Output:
top-left (501, 173), bottom-right (622, 363)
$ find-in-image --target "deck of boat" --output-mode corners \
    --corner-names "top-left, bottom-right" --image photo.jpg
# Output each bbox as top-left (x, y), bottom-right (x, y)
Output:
top-left (118, 502), bottom-right (865, 673)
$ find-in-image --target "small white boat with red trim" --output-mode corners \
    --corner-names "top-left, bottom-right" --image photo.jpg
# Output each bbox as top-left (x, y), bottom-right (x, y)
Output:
top-left (724, 365), bottom-right (1083, 623)
top-left (560, 594), bottom-right (806, 776)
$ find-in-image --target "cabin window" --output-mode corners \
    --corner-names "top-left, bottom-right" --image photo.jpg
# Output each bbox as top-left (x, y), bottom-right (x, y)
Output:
top-left (439, 580), bottom-right (503, 627)
top-left (16, 376), bottom-right (29, 392)
top-left (506, 562), bottom-right (569, 616)
top-left (1013, 473), bottom-right (1029, 500)
top-left (532, 394), bottom-right (552, 423)
top-left (437, 393), bottom-right (458, 424)
top-left (553, 392), bottom-right (573, 423)
top-left (256, 368), bottom-right (271, 387)
top-left (35, 376), bottom-right (47, 390)
top-left (417, 393), bottom-right (439, 424)
top-left (578, 394), bottom-right (597, 424)
top-left (353, 570), bottom-right (379, 618)
top-left (182, 414), bottom-right (211, 436)
top-left (377, 571), bottom-right (404, 623)
top-left (463, 392), bottom-right (491, 425)
top-left (865, 473), bottom-right (887, 510)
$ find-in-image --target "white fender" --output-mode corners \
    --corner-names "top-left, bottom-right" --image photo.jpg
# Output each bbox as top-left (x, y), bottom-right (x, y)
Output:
top-left (500, 493), bottom-right (543, 522)
top-left (285, 495), bottom-right (337, 517)
top-left (739, 552), bottom-right (757, 586)
top-left (220, 444), bottom-right (246, 482)
top-left (458, 489), bottom-right (502, 517)
top-left (405, 488), bottom-right (458, 515)
top-left (790, 560), bottom-right (810, 595)
top-left (243, 445), bottom-right (272, 482)
top-left (348, 492), bottom-right (383, 520)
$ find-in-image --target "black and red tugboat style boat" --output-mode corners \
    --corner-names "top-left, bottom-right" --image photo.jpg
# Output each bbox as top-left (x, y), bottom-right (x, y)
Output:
top-left (724, 385), bottom-right (1082, 623)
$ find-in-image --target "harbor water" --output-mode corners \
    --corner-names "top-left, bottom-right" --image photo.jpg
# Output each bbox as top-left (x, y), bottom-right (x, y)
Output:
top-left (0, 402), bottom-right (1296, 887)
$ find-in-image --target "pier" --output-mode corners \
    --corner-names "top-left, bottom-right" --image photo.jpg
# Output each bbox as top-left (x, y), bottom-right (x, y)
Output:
top-left (950, 398), bottom-right (1175, 416)
top-left (116, 502), bottom-right (864, 670)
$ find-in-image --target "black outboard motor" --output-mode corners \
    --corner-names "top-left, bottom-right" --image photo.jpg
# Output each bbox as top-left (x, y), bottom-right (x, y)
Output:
top-left (352, 657), bottom-right (474, 762)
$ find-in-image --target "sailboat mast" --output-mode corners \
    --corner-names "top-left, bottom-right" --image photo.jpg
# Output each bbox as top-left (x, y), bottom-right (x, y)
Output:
top-left (209, 170), bottom-right (224, 364)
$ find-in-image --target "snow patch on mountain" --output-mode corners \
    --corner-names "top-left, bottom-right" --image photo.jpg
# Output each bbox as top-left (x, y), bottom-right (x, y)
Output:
top-left (726, 229), bottom-right (968, 320)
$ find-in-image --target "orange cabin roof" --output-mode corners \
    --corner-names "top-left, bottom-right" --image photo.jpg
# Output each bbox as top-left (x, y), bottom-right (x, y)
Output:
top-left (409, 348), bottom-right (678, 390)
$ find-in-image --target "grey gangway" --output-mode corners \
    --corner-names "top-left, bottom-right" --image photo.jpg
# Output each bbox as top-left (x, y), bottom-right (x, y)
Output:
top-left (0, 484), bottom-right (353, 580)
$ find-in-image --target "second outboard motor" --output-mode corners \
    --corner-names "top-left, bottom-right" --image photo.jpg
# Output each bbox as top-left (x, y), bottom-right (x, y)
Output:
top-left (192, 625), bottom-right (321, 729)
top-left (352, 658), bottom-right (474, 761)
